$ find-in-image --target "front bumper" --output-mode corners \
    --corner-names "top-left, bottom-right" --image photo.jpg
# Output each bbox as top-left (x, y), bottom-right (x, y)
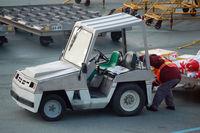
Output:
top-left (10, 90), bottom-right (34, 108)
top-left (11, 82), bottom-right (43, 113)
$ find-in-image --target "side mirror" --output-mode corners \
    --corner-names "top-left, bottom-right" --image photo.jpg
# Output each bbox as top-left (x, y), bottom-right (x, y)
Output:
top-left (81, 63), bottom-right (87, 73)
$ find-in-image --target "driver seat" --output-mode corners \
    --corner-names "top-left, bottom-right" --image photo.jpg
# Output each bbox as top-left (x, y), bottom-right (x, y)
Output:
top-left (121, 51), bottom-right (137, 70)
top-left (99, 51), bottom-right (120, 70)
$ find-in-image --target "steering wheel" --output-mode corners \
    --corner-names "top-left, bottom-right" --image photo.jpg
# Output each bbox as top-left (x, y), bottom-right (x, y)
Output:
top-left (89, 48), bottom-right (109, 63)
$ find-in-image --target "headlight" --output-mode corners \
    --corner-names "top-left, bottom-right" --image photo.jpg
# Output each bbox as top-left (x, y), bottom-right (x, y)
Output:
top-left (29, 82), bottom-right (37, 89)
top-left (15, 73), bottom-right (19, 79)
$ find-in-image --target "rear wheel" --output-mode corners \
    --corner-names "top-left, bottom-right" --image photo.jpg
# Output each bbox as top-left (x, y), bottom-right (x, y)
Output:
top-left (0, 41), bottom-right (4, 46)
top-left (190, 9), bottom-right (196, 16)
top-left (182, 7), bottom-right (189, 12)
top-left (0, 36), bottom-right (8, 46)
top-left (111, 31), bottom-right (122, 42)
top-left (111, 83), bottom-right (146, 116)
top-left (145, 18), bottom-right (153, 26)
top-left (39, 94), bottom-right (66, 121)
top-left (75, 0), bottom-right (81, 4)
top-left (84, 0), bottom-right (90, 6)
top-left (154, 20), bottom-right (162, 30)
top-left (40, 36), bottom-right (53, 46)
top-left (195, 0), bottom-right (198, 5)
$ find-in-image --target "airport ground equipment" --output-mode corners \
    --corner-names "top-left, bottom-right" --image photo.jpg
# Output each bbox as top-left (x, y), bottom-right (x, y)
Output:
top-left (144, 0), bottom-right (200, 30)
top-left (0, 24), bottom-right (14, 46)
top-left (0, 4), bottom-right (99, 46)
top-left (63, 0), bottom-right (106, 8)
top-left (10, 13), bottom-right (154, 121)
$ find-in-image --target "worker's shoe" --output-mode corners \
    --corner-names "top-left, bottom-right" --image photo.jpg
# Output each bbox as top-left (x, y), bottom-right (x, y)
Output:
top-left (166, 106), bottom-right (175, 110)
top-left (146, 106), bottom-right (158, 112)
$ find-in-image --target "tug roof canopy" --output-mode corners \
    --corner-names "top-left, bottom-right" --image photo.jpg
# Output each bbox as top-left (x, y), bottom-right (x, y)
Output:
top-left (75, 13), bottom-right (143, 33)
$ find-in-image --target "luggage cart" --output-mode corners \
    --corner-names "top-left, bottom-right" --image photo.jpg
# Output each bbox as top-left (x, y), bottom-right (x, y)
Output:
top-left (108, 0), bottom-right (151, 15)
top-left (144, 0), bottom-right (200, 30)
top-left (0, 4), bottom-right (99, 46)
top-left (0, 24), bottom-right (14, 46)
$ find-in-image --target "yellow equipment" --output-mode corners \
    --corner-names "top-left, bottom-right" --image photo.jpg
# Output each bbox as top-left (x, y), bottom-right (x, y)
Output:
top-left (177, 40), bottom-right (200, 49)
top-left (144, 0), bottom-right (200, 30)
top-left (110, 0), bottom-right (151, 14)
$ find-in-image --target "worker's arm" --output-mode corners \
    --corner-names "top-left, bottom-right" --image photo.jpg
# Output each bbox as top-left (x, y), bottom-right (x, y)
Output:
top-left (152, 80), bottom-right (160, 86)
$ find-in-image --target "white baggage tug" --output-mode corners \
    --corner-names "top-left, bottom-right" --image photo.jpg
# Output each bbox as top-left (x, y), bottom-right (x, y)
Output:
top-left (11, 13), bottom-right (154, 121)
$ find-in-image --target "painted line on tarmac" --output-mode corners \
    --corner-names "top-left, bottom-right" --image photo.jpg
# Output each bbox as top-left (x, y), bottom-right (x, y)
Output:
top-left (171, 127), bottom-right (200, 133)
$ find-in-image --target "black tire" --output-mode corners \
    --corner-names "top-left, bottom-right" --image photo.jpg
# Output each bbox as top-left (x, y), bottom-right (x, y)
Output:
top-left (0, 36), bottom-right (8, 46)
top-left (154, 20), bottom-right (162, 30)
top-left (195, 0), bottom-right (198, 5)
top-left (39, 94), bottom-right (66, 121)
top-left (182, 7), bottom-right (189, 13)
top-left (124, 8), bottom-right (131, 14)
top-left (75, 0), bottom-right (81, 4)
top-left (111, 83), bottom-right (146, 116)
top-left (39, 36), bottom-right (53, 46)
top-left (190, 9), bottom-right (196, 16)
top-left (108, 9), bottom-right (116, 15)
top-left (111, 31), bottom-right (122, 42)
top-left (0, 41), bottom-right (4, 46)
top-left (145, 18), bottom-right (153, 26)
top-left (84, 0), bottom-right (90, 6)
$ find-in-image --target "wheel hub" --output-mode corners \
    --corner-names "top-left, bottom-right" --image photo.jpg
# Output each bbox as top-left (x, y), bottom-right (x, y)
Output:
top-left (120, 90), bottom-right (140, 112)
top-left (44, 100), bottom-right (61, 118)
top-left (49, 104), bottom-right (56, 112)
top-left (124, 95), bottom-right (134, 105)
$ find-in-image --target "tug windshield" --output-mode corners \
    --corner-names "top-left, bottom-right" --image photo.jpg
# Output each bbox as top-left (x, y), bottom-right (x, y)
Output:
top-left (64, 27), bottom-right (92, 67)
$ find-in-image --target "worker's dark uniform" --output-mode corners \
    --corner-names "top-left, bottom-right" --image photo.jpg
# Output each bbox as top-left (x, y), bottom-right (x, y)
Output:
top-left (141, 55), bottom-right (181, 110)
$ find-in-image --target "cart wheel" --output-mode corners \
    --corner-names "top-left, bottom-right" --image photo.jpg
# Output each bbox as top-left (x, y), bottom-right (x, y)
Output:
top-left (107, 9), bottom-right (116, 15)
top-left (190, 9), bottom-right (196, 16)
top-left (195, 0), bottom-right (198, 5)
top-left (154, 20), bottom-right (162, 30)
top-left (40, 36), bottom-right (53, 46)
top-left (124, 8), bottom-right (130, 14)
top-left (111, 31), bottom-right (122, 42)
top-left (111, 83), bottom-right (146, 116)
top-left (130, 9), bottom-right (137, 16)
top-left (0, 36), bottom-right (8, 46)
top-left (145, 18), bottom-right (153, 26)
top-left (182, 7), bottom-right (189, 13)
top-left (0, 41), bottom-right (4, 46)
top-left (39, 94), bottom-right (66, 121)
top-left (84, 0), bottom-right (90, 6)
top-left (75, 0), bottom-right (81, 4)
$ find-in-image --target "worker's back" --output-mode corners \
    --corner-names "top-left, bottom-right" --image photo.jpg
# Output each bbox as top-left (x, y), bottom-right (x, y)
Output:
top-left (149, 55), bottom-right (181, 83)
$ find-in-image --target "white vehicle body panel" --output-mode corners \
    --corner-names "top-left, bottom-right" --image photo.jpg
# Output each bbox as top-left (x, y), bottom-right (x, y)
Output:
top-left (12, 81), bottom-right (42, 112)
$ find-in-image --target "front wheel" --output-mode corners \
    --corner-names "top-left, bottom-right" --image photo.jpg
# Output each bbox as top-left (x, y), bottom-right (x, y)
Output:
top-left (39, 94), bottom-right (66, 121)
top-left (111, 83), bottom-right (146, 116)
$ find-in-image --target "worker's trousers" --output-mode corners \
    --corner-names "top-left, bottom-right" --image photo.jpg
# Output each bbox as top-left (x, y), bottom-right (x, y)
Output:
top-left (151, 78), bottom-right (180, 109)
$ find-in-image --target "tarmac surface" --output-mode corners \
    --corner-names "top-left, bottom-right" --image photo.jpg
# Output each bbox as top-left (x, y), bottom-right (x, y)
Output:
top-left (0, 0), bottom-right (200, 133)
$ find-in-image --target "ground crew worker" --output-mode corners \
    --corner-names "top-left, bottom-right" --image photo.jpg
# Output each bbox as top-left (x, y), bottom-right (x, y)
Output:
top-left (140, 54), bottom-right (181, 111)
